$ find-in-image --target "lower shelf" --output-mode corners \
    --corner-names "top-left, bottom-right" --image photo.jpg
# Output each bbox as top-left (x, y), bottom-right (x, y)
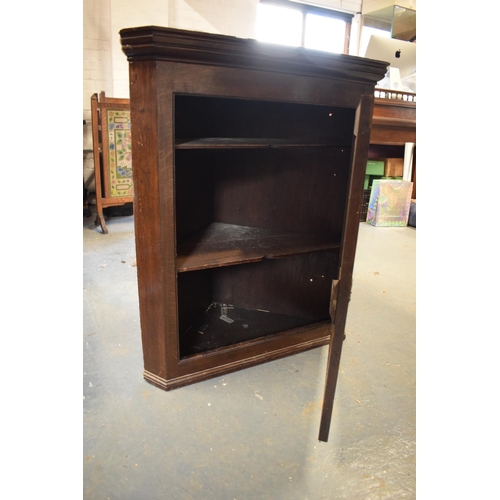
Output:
top-left (144, 321), bottom-right (332, 391)
top-left (180, 302), bottom-right (322, 358)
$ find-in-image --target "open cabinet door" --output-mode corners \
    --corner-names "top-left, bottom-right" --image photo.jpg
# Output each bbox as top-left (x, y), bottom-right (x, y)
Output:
top-left (318, 94), bottom-right (375, 442)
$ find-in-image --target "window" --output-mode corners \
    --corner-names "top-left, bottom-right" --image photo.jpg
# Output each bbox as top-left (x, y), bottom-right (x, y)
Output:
top-left (256, 0), bottom-right (353, 55)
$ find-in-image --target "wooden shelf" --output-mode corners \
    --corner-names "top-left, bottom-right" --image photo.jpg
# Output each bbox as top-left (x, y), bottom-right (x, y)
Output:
top-left (176, 222), bottom-right (340, 272)
top-left (175, 137), bottom-right (341, 149)
top-left (180, 302), bottom-right (323, 357)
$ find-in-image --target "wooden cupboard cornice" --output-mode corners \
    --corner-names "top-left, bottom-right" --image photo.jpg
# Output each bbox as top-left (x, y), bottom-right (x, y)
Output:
top-left (120, 26), bottom-right (388, 85)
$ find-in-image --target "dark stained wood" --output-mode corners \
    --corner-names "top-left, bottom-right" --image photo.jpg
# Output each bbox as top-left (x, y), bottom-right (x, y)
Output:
top-left (171, 61), bottom-right (372, 109)
top-left (369, 124), bottom-right (416, 145)
top-left (372, 116), bottom-right (415, 128)
top-left (127, 61), bottom-right (180, 381)
top-left (213, 251), bottom-right (338, 319)
top-left (368, 144), bottom-right (405, 159)
top-left (212, 148), bottom-right (351, 237)
top-left (120, 26), bottom-right (387, 442)
top-left (371, 98), bottom-right (416, 146)
top-left (155, 62), bottom-right (180, 380)
top-left (120, 26), bottom-right (387, 84)
top-left (176, 138), bottom-right (343, 149)
top-left (319, 94), bottom-right (375, 442)
top-left (177, 223), bottom-right (340, 272)
top-left (176, 268), bottom-right (213, 349)
top-left (177, 250), bottom-right (338, 344)
top-left (373, 97), bottom-right (416, 119)
top-left (179, 304), bottom-right (317, 357)
top-left (164, 322), bottom-right (331, 388)
top-left (174, 95), bottom-right (355, 145)
top-left (175, 147), bottom-right (351, 242)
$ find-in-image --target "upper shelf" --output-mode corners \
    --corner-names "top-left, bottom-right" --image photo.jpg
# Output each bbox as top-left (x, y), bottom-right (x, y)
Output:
top-left (175, 137), bottom-right (346, 149)
top-left (177, 223), bottom-right (340, 272)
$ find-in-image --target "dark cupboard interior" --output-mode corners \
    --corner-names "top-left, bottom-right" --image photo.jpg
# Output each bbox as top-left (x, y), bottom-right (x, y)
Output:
top-left (174, 95), bottom-right (355, 358)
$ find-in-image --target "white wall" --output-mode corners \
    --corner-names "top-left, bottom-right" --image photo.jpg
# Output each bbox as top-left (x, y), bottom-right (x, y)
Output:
top-left (83, 0), bottom-right (169, 188)
top-left (83, 0), bottom-right (113, 117)
top-left (83, 0), bottom-right (362, 191)
top-left (110, 0), bottom-right (169, 98)
top-left (169, 0), bottom-right (258, 38)
top-left (83, 0), bottom-right (113, 188)
top-left (84, 0), bottom-right (260, 112)
top-left (111, 0), bottom-right (260, 98)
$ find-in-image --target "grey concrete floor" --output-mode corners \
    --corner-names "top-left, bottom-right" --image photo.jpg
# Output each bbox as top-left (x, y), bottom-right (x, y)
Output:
top-left (83, 210), bottom-right (415, 500)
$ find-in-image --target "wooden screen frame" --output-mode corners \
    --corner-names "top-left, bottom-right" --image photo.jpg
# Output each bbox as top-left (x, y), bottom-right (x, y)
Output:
top-left (90, 91), bottom-right (133, 234)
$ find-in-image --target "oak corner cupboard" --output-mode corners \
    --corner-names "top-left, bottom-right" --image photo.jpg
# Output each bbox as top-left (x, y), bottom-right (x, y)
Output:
top-left (120, 26), bottom-right (387, 441)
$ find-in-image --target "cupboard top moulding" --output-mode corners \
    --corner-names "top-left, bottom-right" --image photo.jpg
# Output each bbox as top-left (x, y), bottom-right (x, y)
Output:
top-left (120, 25), bottom-right (387, 97)
top-left (120, 26), bottom-right (388, 442)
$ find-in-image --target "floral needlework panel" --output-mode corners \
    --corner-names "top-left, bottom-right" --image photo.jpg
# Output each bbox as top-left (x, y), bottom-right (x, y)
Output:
top-left (106, 109), bottom-right (133, 198)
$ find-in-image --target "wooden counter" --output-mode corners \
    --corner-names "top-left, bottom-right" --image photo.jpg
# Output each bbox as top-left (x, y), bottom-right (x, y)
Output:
top-left (369, 91), bottom-right (416, 198)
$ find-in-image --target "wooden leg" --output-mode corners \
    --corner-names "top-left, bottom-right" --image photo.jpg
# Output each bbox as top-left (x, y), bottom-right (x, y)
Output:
top-left (95, 211), bottom-right (108, 234)
top-left (91, 93), bottom-right (108, 235)
top-left (83, 183), bottom-right (91, 218)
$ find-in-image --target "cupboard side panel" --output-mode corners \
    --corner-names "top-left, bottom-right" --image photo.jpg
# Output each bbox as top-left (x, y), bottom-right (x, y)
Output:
top-left (128, 61), bottom-right (169, 379)
top-left (128, 61), bottom-right (179, 380)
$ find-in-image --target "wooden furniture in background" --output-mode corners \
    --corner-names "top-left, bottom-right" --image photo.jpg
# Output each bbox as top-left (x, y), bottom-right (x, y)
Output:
top-left (369, 90), bottom-right (416, 198)
top-left (120, 26), bottom-right (387, 442)
top-left (90, 92), bottom-right (133, 234)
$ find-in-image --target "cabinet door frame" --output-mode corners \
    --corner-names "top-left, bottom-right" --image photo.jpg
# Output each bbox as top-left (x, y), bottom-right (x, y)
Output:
top-left (318, 94), bottom-right (375, 442)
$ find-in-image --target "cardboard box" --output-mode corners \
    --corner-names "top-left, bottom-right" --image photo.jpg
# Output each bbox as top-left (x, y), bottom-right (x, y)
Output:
top-left (384, 158), bottom-right (404, 177)
top-left (367, 180), bottom-right (413, 227)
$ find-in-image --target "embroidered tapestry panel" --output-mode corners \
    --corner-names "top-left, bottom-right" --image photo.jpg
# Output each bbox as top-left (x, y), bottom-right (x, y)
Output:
top-left (106, 109), bottom-right (133, 198)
